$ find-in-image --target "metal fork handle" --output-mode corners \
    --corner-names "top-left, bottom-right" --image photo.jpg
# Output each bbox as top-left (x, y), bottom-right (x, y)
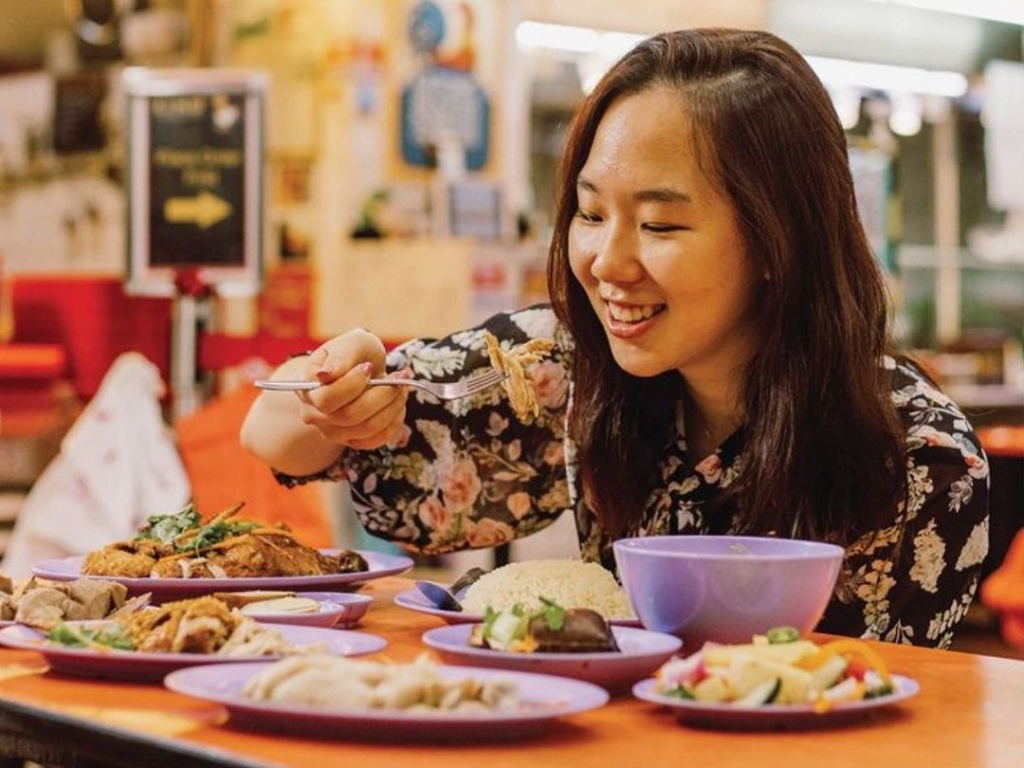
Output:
top-left (254, 379), bottom-right (321, 391)
top-left (255, 370), bottom-right (506, 398)
top-left (254, 378), bottom-right (412, 392)
top-left (254, 377), bottom-right (444, 394)
top-left (367, 377), bottom-right (434, 393)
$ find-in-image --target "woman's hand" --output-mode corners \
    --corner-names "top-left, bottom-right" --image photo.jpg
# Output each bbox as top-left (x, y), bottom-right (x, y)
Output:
top-left (294, 328), bottom-right (410, 451)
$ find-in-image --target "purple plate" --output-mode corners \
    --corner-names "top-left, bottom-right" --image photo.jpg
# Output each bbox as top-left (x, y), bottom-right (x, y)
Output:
top-left (0, 622), bottom-right (387, 682)
top-left (632, 674), bottom-right (920, 729)
top-left (394, 588), bottom-right (641, 627)
top-left (240, 592), bottom-right (373, 629)
top-left (30, 550), bottom-right (414, 603)
top-left (164, 661), bottom-right (609, 741)
top-left (421, 623), bottom-right (682, 692)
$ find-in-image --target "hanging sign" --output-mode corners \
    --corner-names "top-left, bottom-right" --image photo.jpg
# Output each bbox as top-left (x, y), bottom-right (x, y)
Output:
top-left (124, 68), bottom-right (267, 296)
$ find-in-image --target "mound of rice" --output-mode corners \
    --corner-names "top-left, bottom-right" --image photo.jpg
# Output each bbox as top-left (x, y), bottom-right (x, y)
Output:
top-left (459, 559), bottom-right (636, 619)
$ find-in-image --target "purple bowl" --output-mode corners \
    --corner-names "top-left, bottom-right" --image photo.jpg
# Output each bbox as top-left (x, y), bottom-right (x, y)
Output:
top-left (612, 535), bottom-right (843, 651)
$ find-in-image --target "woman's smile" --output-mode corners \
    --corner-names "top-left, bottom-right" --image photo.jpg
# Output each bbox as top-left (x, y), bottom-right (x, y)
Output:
top-left (604, 300), bottom-right (666, 338)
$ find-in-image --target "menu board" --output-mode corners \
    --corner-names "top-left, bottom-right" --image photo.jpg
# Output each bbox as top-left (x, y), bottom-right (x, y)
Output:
top-left (124, 68), bottom-right (267, 296)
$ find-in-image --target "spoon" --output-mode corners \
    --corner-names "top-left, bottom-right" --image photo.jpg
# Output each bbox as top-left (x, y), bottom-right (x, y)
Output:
top-left (415, 580), bottom-right (464, 612)
top-left (414, 567), bottom-right (491, 613)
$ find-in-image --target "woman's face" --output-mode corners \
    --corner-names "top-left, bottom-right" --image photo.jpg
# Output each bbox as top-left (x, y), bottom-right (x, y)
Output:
top-left (568, 87), bottom-right (763, 385)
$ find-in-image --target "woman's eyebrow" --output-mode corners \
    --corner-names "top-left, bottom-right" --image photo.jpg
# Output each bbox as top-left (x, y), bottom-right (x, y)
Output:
top-left (576, 176), bottom-right (691, 204)
top-left (634, 187), bottom-right (692, 204)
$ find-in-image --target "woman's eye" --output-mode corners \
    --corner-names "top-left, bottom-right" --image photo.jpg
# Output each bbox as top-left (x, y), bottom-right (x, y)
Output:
top-left (575, 210), bottom-right (602, 224)
top-left (643, 223), bottom-right (685, 233)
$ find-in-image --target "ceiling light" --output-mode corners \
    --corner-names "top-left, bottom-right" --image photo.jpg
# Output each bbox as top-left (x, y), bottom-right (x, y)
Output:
top-left (805, 55), bottom-right (968, 98)
top-left (516, 22), bottom-right (969, 99)
top-left (864, 0), bottom-right (1024, 26)
top-left (515, 22), bottom-right (608, 54)
top-left (889, 93), bottom-right (924, 136)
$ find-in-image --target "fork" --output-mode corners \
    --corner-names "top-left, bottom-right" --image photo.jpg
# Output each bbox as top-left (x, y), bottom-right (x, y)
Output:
top-left (254, 368), bottom-right (509, 401)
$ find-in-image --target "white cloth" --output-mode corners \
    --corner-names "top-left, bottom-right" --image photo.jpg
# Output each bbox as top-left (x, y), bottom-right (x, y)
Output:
top-left (1, 352), bottom-right (191, 578)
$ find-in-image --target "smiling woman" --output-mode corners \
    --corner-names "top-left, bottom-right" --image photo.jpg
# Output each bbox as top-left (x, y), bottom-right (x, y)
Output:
top-left (242, 27), bottom-right (989, 650)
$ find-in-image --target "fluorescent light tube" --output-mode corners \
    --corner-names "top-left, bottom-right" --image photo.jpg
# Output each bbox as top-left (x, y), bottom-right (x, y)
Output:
top-left (865, 0), bottom-right (1024, 26)
top-left (516, 21), bottom-right (969, 98)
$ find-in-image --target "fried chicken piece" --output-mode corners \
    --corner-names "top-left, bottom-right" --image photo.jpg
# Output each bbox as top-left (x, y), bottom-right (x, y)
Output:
top-left (126, 596), bottom-right (239, 654)
top-left (81, 548), bottom-right (156, 579)
top-left (203, 533), bottom-right (355, 578)
top-left (81, 539), bottom-right (171, 578)
top-left (148, 557), bottom-right (218, 579)
top-left (483, 331), bottom-right (555, 422)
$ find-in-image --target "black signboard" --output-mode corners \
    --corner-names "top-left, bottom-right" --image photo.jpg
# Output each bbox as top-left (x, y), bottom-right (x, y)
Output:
top-left (124, 68), bottom-right (266, 296)
top-left (53, 72), bottom-right (107, 154)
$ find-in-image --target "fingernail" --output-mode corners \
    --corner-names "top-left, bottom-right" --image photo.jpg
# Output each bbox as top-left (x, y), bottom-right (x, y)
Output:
top-left (357, 361), bottom-right (374, 377)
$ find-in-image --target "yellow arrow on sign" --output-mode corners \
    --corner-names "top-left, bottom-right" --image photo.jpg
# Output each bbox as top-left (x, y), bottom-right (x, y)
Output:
top-left (164, 190), bottom-right (232, 229)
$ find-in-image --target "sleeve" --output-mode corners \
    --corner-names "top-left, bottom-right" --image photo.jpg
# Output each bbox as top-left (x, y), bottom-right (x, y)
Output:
top-left (277, 306), bottom-right (575, 554)
top-left (818, 362), bottom-right (991, 648)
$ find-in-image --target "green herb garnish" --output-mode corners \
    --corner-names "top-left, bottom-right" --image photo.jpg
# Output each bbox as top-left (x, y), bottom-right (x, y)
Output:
top-left (183, 519), bottom-right (258, 555)
top-left (135, 503), bottom-right (202, 544)
top-left (537, 596), bottom-right (566, 631)
top-left (47, 623), bottom-right (135, 651)
top-left (133, 501), bottom-right (258, 555)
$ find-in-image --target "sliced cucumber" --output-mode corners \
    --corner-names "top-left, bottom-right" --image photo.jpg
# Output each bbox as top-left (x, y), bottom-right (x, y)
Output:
top-left (735, 677), bottom-right (781, 706)
top-left (809, 654), bottom-right (849, 691)
top-left (765, 626), bottom-right (800, 644)
top-left (486, 611), bottom-right (528, 650)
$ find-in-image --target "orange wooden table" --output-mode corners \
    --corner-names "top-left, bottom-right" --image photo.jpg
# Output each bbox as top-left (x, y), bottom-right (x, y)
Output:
top-left (0, 577), bottom-right (1021, 768)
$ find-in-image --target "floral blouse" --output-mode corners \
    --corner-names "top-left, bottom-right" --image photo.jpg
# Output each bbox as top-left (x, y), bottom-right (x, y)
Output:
top-left (277, 306), bottom-right (990, 648)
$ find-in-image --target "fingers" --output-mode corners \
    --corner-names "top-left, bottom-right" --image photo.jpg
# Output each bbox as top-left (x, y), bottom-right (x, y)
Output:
top-left (298, 374), bottom-right (409, 449)
top-left (296, 361), bottom-right (373, 410)
top-left (288, 329), bottom-right (403, 450)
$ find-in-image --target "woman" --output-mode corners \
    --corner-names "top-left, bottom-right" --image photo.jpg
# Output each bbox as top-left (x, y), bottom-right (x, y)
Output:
top-left (242, 28), bottom-right (989, 648)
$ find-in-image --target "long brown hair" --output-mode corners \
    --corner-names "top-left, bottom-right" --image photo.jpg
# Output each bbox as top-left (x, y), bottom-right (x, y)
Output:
top-left (547, 28), bottom-right (906, 545)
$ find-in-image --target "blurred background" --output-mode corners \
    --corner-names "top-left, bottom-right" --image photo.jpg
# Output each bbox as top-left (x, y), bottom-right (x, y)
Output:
top-left (0, 0), bottom-right (1023, 655)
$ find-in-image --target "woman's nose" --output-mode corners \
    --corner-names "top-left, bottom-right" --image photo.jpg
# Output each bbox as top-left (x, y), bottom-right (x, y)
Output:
top-left (590, 223), bottom-right (643, 283)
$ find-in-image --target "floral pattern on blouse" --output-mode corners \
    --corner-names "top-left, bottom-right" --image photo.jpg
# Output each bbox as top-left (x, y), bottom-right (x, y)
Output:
top-left (277, 306), bottom-right (990, 648)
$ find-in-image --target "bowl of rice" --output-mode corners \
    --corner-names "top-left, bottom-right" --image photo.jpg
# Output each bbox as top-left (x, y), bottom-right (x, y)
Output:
top-left (459, 559), bottom-right (636, 621)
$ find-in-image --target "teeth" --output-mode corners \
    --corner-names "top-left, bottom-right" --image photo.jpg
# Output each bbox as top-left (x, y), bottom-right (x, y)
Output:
top-left (608, 303), bottom-right (661, 323)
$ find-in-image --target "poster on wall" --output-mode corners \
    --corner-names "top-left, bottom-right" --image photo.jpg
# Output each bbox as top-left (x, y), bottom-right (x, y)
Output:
top-left (399, 0), bottom-right (491, 171)
top-left (123, 68), bottom-right (267, 296)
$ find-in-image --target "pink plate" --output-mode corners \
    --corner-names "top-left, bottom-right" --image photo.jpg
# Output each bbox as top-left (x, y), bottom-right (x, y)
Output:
top-left (30, 550), bottom-right (413, 603)
top-left (164, 661), bottom-right (609, 741)
top-left (421, 623), bottom-right (682, 692)
top-left (394, 588), bottom-right (641, 627)
top-left (0, 622), bottom-right (387, 682)
top-left (241, 592), bottom-right (372, 629)
top-left (631, 674), bottom-right (920, 729)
